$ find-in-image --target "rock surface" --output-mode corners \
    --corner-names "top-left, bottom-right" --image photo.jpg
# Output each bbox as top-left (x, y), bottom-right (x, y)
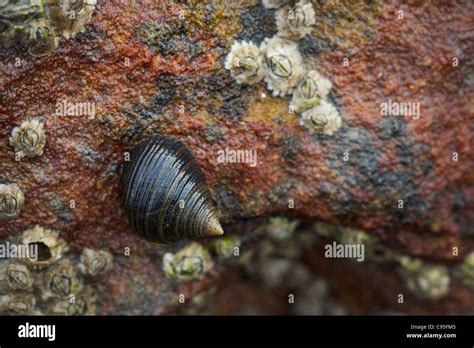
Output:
top-left (0, 0), bottom-right (472, 314)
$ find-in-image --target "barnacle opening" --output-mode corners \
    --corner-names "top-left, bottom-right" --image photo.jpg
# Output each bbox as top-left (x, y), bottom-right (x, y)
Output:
top-left (60, 0), bottom-right (85, 13)
top-left (50, 273), bottom-right (71, 296)
top-left (236, 55), bottom-right (259, 75)
top-left (268, 54), bottom-right (293, 78)
top-left (20, 127), bottom-right (40, 149)
top-left (29, 241), bottom-right (52, 262)
top-left (19, 225), bottom-right (69, 268)
top-left (0, 183), bottom-right (25, 220)
top-left (28, 23), bottom-right (58, 57)
top-left (309, 113), bottom-right (328, 129)
top-left (9, 118), bottom-right (47, 158)
top-left (288, 6), bottom-right (306, 28)
top-left (298, 75), bottom-right (318, 99)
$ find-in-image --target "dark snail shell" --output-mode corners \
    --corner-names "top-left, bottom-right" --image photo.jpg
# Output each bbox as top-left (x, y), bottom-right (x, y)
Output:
top-left (122, 135), bottom-right (224, 243)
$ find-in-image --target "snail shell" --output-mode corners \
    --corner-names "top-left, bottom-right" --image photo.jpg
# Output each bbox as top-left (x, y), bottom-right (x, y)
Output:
top-left (122, 135), bottom-right (224, 243)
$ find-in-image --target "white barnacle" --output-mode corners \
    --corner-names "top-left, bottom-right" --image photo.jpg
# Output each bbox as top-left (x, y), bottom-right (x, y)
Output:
top-left (276, 0), bottom-right (316, 40)
top-left (225, 40), bottom-right (264, 85)
top-left (262, 0), bottom-right (291, 9)
top-left (45, 0), bottom-right (97, 40)
top-left (300, 100), bottom-right (341, 136)
top-left (290, 70), bottom-right (332, 113)
top-left (9, 118), bottom-right (46, 159)
top-left (260, 37), bottom-right (304, 97)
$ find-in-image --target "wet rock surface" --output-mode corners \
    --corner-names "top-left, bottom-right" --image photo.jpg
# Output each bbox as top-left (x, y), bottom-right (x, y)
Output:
top-left (0, 0), bottom-right (472, 314)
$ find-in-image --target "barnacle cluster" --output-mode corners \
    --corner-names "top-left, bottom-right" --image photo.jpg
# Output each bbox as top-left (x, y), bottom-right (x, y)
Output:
top-left (313, 222), bottom-right (456, 300)
top-left (225, 0), bottom-right (342, 136)
top-left (0, 183), bottom-right (25, 221)
top-left (398, 257), bottom-right (450, 300)
top-left (0, 0), bottom-right (97, 57)
top-left (238, 218), bottom-right (345, 314)
top-left (162, 242), bottom-right (213, 281)
top-left (0, 226), bottom-right (112, 315)
top-left (453, 252), bottom-right (474, 289)
top-left (313, 222), bottom-right (396, 262)
top-left (9, 118), bottom-right (46, 159)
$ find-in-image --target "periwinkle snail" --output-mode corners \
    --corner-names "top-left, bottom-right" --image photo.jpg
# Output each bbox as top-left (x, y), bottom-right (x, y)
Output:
top-left (122, 135), bottom-right (224, 243)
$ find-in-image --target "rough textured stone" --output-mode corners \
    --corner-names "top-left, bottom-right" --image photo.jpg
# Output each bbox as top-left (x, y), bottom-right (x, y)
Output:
top-left (0, 0), bottom-right (472, 314)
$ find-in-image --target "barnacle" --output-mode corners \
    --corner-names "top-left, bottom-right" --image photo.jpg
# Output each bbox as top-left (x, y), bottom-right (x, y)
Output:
top-left (0, 183), bottom-right (25, 221)
top-left (276, 0), bottom-right (316, 40)
top-left (0, 293), bottom-right (36, 315)
top-left (9, 118), bottom-right (46, 159)
top-left (300, 100), bottom-right (342, 136)
top-left (38, 258), bottom-right (83, 301)
top-left (225, 40), bottom-right (264, 85)
top-left (0, 0), bottom-right (44, 49)
top-left (162, 242), bottom-right (213, 281)
top-left (262, 0), bottom-right (290, 9)
top-left (50, 285), bottom-right (96, 315)
top-left (78, 248), bottom-right (113, 278)
top-left (290, 70), bottom-right (332, 113)
top-left (453, 252), bottom-right (474, 289)
top-left (0, 260), bottom-right (34, 291)
top-left (209, 236), bottom-right (241, 259)
top-left (27, 18), bottom-right (58, 57)
top-left (266, 217), bottom-right (299, 241)
top-left (44, 0), bottom-right (97, 39)
top-left (399, 257), bottom-right (450, 300)
top-left (19, 225), bottom-right (69, 269)
top-left (260, 36), bottom-right (305, 97)
top-left (0, 0), bottom-right (96, 56)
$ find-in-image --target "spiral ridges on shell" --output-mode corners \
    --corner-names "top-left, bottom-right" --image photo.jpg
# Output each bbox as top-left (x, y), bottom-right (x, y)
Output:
top-left (122, 135), bottom-right (223, 243)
